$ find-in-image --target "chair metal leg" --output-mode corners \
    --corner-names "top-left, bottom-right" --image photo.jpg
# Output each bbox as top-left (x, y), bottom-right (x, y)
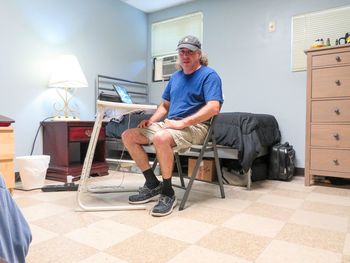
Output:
top-left (151, 158), bottom-right (158, 171)
top-left (179, 129), bottom-right (212, 210)
top-left (178, 153), bottom-right (202, 211)
top-left (174, 152), bottom-right (185, 188)
top-left (212, 136), bottom-right (225, 198)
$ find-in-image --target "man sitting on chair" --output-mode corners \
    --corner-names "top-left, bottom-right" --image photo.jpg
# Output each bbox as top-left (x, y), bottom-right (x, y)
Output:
top-left (122, 35), bottom-right (223, 217)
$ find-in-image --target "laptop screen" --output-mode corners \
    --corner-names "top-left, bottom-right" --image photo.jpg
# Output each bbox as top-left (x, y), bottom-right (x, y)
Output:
top-left (113, 85), bottom-right (133, 104)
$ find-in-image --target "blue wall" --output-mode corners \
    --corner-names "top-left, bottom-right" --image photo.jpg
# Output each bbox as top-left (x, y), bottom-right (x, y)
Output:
top-left (1, 0), bottom-right (350, 168)
top-left (147, 0), bottom-right (350, 167)
top-left (0, 0), bottom-right (147, 158)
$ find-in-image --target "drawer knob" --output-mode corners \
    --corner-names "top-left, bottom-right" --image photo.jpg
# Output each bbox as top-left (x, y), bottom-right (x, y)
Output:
top-left (333, 133), bottom-right (340, 140)
top-left (85, 130), bottom-right (92, 137)
top-left (334, 108), bottom-right (340, 115)
top-left (335, 56), bottom-right (341, 62)
top-left (333, 159), bottom-right (339, 165)
top-left (335, 80), bottom-right (341, 86)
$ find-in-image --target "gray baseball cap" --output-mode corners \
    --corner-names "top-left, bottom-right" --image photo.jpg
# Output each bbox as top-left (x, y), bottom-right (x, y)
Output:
top-left (177, 35), bottom-right (201, 51)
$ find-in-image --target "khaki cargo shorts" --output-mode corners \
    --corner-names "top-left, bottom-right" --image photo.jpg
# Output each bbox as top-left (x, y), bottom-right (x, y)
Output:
top-left (139, 121), bottom-right (209, 153)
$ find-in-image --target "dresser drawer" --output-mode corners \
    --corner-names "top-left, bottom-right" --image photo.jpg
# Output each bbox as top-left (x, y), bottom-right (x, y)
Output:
top-left (312, 100), bottom-right (350, 123)
top-left (0, 128), bottom-right (14, 159)
top-left (311, 124), bottom-right (350, 147)
top-left (312, 51), bottom-right (350, 67)
top-left (312, 66), bottom-right (350, 98)
top-left (69, 127), bottom-right (105, 142)
top-left (310, 148), bottom-right (350, 173)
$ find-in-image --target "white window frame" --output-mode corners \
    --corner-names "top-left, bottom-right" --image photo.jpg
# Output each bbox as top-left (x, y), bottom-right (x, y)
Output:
top-left (151, 12), bottom-right (203, 58)
top-left (291, 5), bottom-right (350, 72)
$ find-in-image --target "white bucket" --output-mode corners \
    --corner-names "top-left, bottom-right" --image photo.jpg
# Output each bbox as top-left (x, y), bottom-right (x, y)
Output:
top-left (16, 155), bottom-right (50, 190)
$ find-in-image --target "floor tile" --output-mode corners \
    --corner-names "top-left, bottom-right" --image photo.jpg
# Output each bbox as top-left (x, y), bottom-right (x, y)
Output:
top-left (224, 187), bottom-right (263, 201)
top-left (31, 211), bottom-right (103, 234)
top-left (28, 224), bottom-right (58, 246)
top-left (106, 231), bottom-right (186, 263)
top-left (223, 213), bottom-right (285, 237)
top-left (302, 200), bottom-right (350, 218)
top-left (12, 196), bottom-right (42, 208)
top-left (77, 252), bottom-right (128, 263)
top-left (289, 210), bottom-right (348, 233)
top-left (255, 240), bottom-right (342, 263)
top-left (21, 202), bottom-right (70, 222)
top-left (276, 180), bottom-right (314, 192)
top-left (202, 196), bottom-right (252, 212)
top-left (243, 202), bottom-right (294, 221)
top-left (198, 227), bottom-right (271, 261)
top-left (167, 245), bottom-right (251, 263)
top-left (26, 236), bottom-right (98, 263)
top-left (277, 223), bottom-right (346, 253)
top-left (269, 188), bottom-right (309, 199)
top-left (148, 217), bottom-right (216, 244)
top-left (12, 171), bottom-right (350, 263)
top-left (257, 194), bottom-right (304, 209)
top-left (306, 192), bottom-right (350, 207)
top-left (344, 233), bottom-right (350, 256)
top-left (178, 204), bottom-right (234, 225)
top-left (312, 185), bottom-right (350, 197)
top-left (64, 219), bottom-right (141, 250)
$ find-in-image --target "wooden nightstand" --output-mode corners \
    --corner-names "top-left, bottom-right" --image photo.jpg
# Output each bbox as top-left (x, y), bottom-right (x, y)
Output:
top-left (0, 126), bottom-right (15, 192)
top-left (42, 121), bottom-right (109, 182)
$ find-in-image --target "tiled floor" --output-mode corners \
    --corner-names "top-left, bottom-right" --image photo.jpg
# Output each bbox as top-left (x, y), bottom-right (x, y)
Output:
top-left (13, 171), bottom-right (350, 263)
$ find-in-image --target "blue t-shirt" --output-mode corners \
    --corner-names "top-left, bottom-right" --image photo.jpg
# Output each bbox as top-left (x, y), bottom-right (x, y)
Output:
top-left (162, 66), bottom-right (223, 119)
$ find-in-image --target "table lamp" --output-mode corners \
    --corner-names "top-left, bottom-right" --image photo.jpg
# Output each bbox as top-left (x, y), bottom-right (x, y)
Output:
top-left (48, 54), bottom-right (88, 120)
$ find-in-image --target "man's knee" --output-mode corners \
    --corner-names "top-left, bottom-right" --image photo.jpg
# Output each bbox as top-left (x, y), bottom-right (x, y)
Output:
top-left (153, 131), bottom-right (173, 147)
top-left (121, 129), bottom-right (137, 145)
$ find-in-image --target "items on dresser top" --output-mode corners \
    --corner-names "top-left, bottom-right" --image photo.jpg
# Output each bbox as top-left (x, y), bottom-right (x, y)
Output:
top-left (305, 45), bottom-right (350, 186)
top-left (0, 115), bottom-right (14, 127)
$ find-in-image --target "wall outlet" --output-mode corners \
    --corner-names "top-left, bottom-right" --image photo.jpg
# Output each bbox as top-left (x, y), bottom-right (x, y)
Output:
top-left (268, 21), bottom-right (276, 32)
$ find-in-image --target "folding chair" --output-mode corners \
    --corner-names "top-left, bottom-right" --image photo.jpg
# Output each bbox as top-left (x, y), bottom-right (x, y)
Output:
top-left (153, 115), bottom-right (225, 210)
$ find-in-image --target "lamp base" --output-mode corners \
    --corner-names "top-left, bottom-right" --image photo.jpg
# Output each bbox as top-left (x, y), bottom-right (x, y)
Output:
top-left (52, 116), bottom-right (80, 121)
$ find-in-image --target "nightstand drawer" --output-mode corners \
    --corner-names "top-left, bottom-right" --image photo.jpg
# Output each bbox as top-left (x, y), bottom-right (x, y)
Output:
top-left (312, 66), bottom-right (350, 98)
top-left (69, 127), bottom-right (105, 142)
top-left (312, 100), bottom-right (350, 123)
top-left (311, 124), bottom-right (350, 147)
top-left (312, 51), bottom-right (350, 67)
top-left (311, 148), bottom-right (350, 173)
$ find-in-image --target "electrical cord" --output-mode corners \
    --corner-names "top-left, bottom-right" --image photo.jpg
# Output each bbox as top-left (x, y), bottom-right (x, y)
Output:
top-left (30, 116), bottom-right (54, 155)
top-left (108, 111), bottom-right (134, 189)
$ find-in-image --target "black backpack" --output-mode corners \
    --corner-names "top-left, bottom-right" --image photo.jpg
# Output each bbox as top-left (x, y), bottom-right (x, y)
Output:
top-left (268, 142), bottom-right (295, 181)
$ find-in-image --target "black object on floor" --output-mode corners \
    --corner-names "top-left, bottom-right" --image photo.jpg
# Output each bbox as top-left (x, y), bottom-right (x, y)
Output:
top-left (41, 183), bottom-right (78, 192)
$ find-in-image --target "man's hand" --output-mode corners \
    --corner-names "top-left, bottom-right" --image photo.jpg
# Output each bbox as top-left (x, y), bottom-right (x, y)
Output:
top-left (164, 119), bottom-right (186, 130)
top-left (138, 119), bottom-right (153, 128)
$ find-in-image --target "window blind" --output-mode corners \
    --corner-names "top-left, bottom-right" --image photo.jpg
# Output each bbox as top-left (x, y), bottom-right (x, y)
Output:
top-left (152, 12), bottom-right (203, 57)
top-left (291, 5), bottom-right (350, 71)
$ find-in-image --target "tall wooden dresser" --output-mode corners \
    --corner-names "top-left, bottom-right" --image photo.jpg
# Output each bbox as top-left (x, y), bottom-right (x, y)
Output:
top-left (305, 45), bottom-right (350, 186)
top-left (0, 126), bottom-right (15, 192)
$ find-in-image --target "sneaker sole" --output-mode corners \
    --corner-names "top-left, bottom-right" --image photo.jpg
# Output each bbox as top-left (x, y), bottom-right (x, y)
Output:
top-left (151, 197), bottom-right (177, 217)
top-left (128, 194), bottom-right (160, 205)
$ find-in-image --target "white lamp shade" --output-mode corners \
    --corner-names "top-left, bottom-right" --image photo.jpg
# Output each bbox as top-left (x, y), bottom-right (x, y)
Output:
top-left (48, 55), bottom-right (88, 88)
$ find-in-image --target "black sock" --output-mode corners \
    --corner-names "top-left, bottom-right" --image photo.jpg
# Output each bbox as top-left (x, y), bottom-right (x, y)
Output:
top-left (161, 178), bottom-right (175, 197)
top-left (143, 168), bottom-right (159, 189)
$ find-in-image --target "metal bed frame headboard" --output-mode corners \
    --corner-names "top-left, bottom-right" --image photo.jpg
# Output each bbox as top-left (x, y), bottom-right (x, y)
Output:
top-left (95, 75), bottom-right (149, 112)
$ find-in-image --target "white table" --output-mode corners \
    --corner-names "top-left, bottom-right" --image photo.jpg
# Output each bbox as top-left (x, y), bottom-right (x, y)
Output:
top-left (76, 100), bottom-right (157, 211)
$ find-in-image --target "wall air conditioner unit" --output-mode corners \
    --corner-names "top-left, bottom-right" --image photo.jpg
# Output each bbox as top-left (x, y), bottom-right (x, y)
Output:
top-left (153, 54), bottom-right (178, 82)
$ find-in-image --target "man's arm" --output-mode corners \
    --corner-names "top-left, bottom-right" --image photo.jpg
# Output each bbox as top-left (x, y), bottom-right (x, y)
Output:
top-left (138, 100), bottom-right (170, 128)
top-left (164, 100), bottom-right (220, 130)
